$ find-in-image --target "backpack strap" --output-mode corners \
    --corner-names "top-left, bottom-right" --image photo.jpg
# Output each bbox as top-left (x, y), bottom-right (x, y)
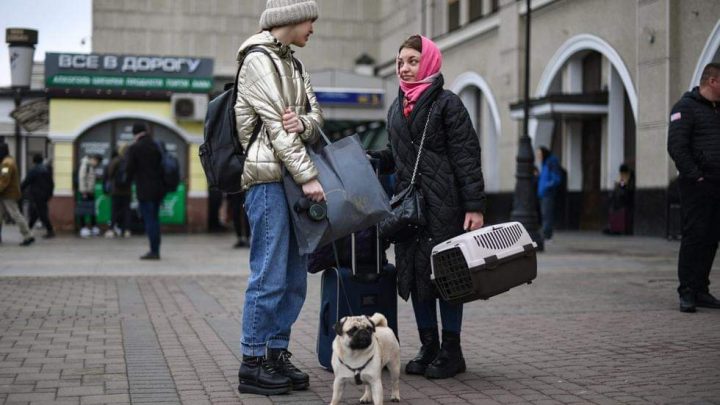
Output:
top-left (234, 47), bottom-right (310, 151)
top-left (234, 46), bottom-right (283, 152)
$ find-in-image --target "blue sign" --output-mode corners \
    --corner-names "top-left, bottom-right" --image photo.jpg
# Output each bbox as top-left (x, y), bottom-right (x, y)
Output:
top-left (315, 89), bottom-right (384, 108)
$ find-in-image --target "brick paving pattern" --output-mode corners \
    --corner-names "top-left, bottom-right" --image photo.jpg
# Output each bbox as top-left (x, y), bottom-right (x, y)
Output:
top-left (0, 229), bottom-right (719, 404)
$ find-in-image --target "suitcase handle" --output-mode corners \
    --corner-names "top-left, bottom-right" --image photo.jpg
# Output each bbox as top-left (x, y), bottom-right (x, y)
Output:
top-left (322, 301), bottom-right (331, 336)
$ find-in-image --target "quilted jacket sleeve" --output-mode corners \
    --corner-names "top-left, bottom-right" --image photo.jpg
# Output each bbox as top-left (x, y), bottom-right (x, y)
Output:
top-left (240, 54), bottom-right (318, 185)
top-left (298, 68), bottom-right (323, 144)
top-left (443, 93), bottom-right (487, 213)
top-left (667, 99), bottom-right (702, 180)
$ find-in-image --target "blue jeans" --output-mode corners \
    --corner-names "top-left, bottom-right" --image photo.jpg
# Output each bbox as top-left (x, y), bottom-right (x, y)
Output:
top-left (138, 200), bottom-right (161, 254)
top-left (540, 188), bottom-right (557, 240)
top-left (241, 183), bottom-right (307, 356)
top-left (411, 293), bottom-right (463, 333)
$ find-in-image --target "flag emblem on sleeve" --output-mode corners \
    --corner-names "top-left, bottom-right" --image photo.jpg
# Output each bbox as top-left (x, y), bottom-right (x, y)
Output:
top-left (670, 112), bottom-right (682, 122)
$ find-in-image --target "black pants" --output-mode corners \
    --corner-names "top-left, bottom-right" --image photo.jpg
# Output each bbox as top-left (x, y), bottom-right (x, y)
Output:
top-left (208, 189), bottom-right (224, 231)
top-left (677, 178), bottom-right (720, 294)
top-left (230, 192), bottom-right (250, 239)
top-left (79, 194), bottom-right (97, 227)
top-left (28, 198), bottom-right (53, 234)
top-left (111, 195), bottom-right (131, 233)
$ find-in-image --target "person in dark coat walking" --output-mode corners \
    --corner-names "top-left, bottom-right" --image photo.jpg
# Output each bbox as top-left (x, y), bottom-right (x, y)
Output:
top-left (21, 154), bottom-right (55, 238)
top-left (371, 35), bottom-right (486, 380)
top-left (106, 145), bottom-right (132, 238)
top-left (125, 122), bottom-right (165, 260)
top-left (667, 62), bottom-right (720, 313)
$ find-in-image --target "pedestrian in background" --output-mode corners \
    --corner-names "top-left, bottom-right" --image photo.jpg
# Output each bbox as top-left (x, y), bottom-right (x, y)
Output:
top-left (106, 145), bottom-right (132, 238)
top-left (21, 153), bottom-right (55, 239)
top-left (603, 163), bottom-right (634, 235)
top-left (667, 62), bottom-right (720, 313)
top-left (77, 153), bottom-right (101, 237)
top-left (370, 34), bottom-right (486, 380)
top-left (125, 122), bottom-right (165, 260)
top-left (235, 0), bottom-right (324, 395)
top-left (537, 146), bottom-right (563, 241)
top-left (229, 192), bottom-right (250, 248)
top-left (0, 143), bottom-right (34, 246)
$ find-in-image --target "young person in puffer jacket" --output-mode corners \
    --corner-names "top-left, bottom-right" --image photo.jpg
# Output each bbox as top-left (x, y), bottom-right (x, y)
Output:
top-left (370, 35), bottom-right (486, 380)
top-left (234, 0), bottom-right (324, 396)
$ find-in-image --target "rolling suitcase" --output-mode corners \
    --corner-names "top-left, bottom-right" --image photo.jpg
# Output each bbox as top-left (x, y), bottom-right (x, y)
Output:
top-left (316, 229), bottom-right (398, 370)
top-left (431, 222), bottom-right (538, 304)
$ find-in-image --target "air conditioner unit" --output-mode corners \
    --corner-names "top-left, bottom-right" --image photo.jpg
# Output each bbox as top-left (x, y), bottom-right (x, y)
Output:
top-left (171, 93), bottom-right (208, 121)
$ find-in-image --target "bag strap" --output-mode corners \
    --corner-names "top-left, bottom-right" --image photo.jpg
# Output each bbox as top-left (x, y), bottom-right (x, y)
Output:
top-left (410, 102), bottom-right (435, 186)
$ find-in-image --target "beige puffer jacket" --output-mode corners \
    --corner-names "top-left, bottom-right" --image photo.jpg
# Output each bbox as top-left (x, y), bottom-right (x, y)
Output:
top-left (234, 31), bottom-right (324, 190)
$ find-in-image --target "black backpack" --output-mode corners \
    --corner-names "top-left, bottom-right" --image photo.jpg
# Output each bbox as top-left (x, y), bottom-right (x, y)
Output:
top-left (199, 46), bottom-right (285, 194)
top-left (155, 141), bottom-right (181, 193)
top-left (114, 157), bottom-right (130, 189)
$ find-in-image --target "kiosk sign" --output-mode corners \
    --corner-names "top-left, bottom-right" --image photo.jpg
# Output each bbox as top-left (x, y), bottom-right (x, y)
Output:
top-left (45, 52), bottom-right (214, 93)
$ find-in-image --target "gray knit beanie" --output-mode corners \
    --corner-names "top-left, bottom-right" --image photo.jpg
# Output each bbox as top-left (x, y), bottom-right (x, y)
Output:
top-left (260, 0), bottom-right (319, 30)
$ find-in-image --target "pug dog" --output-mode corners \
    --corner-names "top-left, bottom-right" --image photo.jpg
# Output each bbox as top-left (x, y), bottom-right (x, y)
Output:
top-left (330, 313), bottom-right (400, 405)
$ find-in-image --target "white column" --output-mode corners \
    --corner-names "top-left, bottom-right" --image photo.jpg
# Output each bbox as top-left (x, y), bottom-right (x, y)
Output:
top-left (459, 88), bottom-right (478, 132)
top-left (481, 94), bottom-right (499, 192)
top-left (607, 66), bottom-right (625, 189)
top-left (563, 56), bottom-right (583, 94)
top-left (565, 120), bottom-right (583, 192)
top-left (459, 0), bottom-right (470, 25)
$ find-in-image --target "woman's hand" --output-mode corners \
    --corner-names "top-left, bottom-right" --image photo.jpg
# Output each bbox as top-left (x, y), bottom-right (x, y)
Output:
top-left (463, 211), bottom-right (484, 232)
top-left (282, 108), bottom-right (305, 134)
top-left (302, 178), bottom-right (325, 202)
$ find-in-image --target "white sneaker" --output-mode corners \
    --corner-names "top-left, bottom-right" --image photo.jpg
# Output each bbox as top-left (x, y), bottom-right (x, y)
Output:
top-left (104, 229), bottom-right (116, 238)
top-left (91, 226), bottom-right (101, 236)
top-left (123, 230), bottom-right (132, 238)
top-left (80, 227), bottom-right (91, 238)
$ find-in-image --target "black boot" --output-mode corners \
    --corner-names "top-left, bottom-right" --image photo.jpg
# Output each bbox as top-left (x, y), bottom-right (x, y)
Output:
top-left (267, 349), bottom-right (309, 390)
top-left (425, 330), bottom-right (466, 379)
top-left (405, 328), bottom-right (439, 375)
top-left (679, 289), bottom-right (697, 313)
top-left (238, 355), bottom-right (292, 395)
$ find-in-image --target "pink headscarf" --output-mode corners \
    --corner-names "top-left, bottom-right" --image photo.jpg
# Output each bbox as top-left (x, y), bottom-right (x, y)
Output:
top-left (397, 35), bottom-right (443, 117)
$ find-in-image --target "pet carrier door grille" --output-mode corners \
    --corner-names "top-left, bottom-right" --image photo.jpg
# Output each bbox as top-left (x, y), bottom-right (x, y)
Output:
top-left (432, 247), bottom-right (473, 300)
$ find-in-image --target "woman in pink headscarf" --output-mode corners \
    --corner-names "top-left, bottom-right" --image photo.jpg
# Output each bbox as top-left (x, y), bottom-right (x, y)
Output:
top-left (370, 35), bottom-right (486, 379)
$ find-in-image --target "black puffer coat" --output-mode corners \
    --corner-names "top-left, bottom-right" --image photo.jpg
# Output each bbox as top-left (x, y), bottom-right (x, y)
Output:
top-left (667, 87), bottom-right (720, 182)
top-left (373, 75), bottom-right (486, 301)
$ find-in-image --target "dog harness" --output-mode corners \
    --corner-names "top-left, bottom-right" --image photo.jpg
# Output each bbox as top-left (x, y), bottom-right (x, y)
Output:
top-left (338, 355), bottom-right (374, 385)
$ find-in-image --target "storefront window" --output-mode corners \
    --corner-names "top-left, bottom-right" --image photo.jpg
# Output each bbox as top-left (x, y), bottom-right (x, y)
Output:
top-left (469, 0), bottom-right (483, 22)
top-left (448, 0), bottom-right (460, 32)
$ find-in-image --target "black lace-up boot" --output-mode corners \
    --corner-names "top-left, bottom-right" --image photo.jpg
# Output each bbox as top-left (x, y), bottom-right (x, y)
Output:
top-left (405, 328), bottom-right (440, 375)
top-left (267, 349), bottom-right (309, 390)
top-left (425, 330), bottom-right (466, 379)
top-left (237, 355), bottom-right (291, 395)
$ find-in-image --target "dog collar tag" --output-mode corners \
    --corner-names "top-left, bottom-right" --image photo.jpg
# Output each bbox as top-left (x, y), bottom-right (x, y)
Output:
top-left (354, 372), bottom-right (362, 385)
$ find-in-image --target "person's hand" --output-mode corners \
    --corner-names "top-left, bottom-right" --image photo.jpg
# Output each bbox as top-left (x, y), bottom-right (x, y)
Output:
top-left (282, 108), bottom-right (305, 134)
top-left (302, 178), bottom-right (325, 202)
top-left (463, 211), bottom-right (484, 231)
top-left (697, 177), bottom-right (705, 183)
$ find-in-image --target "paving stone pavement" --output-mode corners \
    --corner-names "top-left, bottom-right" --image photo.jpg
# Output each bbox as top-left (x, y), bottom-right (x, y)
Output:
top-left (0, 226), bottom-right (719, 405)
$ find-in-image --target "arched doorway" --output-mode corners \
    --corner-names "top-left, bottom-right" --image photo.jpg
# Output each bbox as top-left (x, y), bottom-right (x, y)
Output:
top-left (74, 119), bottom-right (189, 228)
top-left (690, 20), bottom-right (720, 89)
top-left (530, 35), bottom-right (637, 231)
top-left (450, 72), bottom-right (501, 193)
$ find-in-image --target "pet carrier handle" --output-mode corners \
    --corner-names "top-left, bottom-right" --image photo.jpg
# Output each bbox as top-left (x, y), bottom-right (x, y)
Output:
top-left (410, 103), bottom-right (435, 186)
